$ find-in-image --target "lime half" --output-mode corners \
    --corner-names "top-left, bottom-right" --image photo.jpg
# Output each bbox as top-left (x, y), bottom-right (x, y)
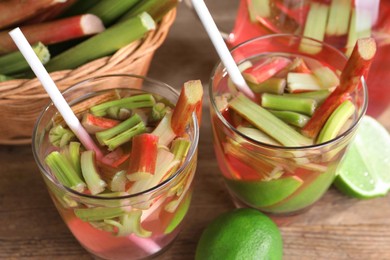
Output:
top-left (334, 116), bottom-right (390, 199)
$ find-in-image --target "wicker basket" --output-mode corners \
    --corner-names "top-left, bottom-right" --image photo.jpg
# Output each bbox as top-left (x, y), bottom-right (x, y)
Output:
top-left (0, 9), bottom-right (176, 145)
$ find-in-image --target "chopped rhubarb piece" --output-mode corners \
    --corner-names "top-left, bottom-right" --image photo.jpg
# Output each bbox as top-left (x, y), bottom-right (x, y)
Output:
top-left (317, 100), bottom-right (355, 143)
top-left (247, 0), bottom-right (271, 22)
top-left (345, 9), bottom-right (372, 56)
top-left (261, 93), bottom-right (317, 116)
top-left (268, 110), bottom-right (310, 128)
top-left (49, 125), bottom-right (75, 148)
top-left (81, 150), bottom-right (107, 195)
top-left (247, 77), bottom-right (286, 94)
top-left (325, 0), bottom-right (351, 37)
top-left (152, 112), bottom-right (176, 146)
top-left (300, 2), bottom-right (329, 54)
top-left (127, 133), bottom-right (159, 181)
top-left (289, 57), bottom-right (312, 74)
top-left (302, 38), bottom-right (376, 139)
top-left (287, 73), bottom-right (322, 92)
top-left (242, 57), bottom-right (291, 84)
top-left (101, 148), bottom-right (130, 168)
top-left (171, 80), bottom-right (204, 135)
top-left (82, 113), bottom-right (120, 134)
top-left (313, 66), bottom-right (340, 89)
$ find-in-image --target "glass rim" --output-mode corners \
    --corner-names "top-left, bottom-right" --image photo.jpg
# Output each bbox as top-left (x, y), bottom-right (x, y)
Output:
top-left (209, 34), bottom-right (368, 151)
top-left (32, 74), bottom-right (199, 201)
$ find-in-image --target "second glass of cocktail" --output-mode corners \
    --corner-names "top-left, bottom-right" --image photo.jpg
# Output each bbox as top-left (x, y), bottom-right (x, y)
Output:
top-left (209, 34), bottom-right (370, 215)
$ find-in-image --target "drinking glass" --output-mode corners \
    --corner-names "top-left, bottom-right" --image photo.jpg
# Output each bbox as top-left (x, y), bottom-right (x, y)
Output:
top-left (209, 34), bottom-right (368, 215)
top-left (32, 74), bottom-right (199, 259)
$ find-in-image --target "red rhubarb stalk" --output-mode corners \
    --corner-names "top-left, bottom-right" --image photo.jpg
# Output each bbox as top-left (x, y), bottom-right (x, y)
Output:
top-left (127, 133), bottom-right (159, 181)
top-left (171, 80), bottom-right (204, 135)
top-left (82, 113), bottom-right (120, 134)
top-left (0, 0), bottom-right (64, 30)
top-left (0, 14), bottom-right (105, 54)
top-left (302, 38), bottom-right (376, 138)
top-left (243, 57), bottom-right (292, 84)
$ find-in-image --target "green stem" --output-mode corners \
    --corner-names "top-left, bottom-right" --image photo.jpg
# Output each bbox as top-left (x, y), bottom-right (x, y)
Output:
top-left (317, 100), bottom-right (355, 143)
top-left (91, 93), bottom-right (155, 117)
top-left (283, 90), bottom-right (330, 104)
top-left (81, 150), bottom-right (107, 195)
top-left (229, 93), bottom-right (313, 147)
top-left (268, 110), bottom-right (310, 128)
top-left (86, 0), bottom-right (141, 25)
top-left (247, 78), bottom-right (286, 94)
top-left (0, 42), bottom-right (49, 75)
top-left (261, 93), bottom-right (317, 116)
top-left (45, 151), bottom-right (86, 192)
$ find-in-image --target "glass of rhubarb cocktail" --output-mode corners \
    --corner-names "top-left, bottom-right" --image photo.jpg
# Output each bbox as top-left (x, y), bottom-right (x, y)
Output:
top-left (32, 75), bottom-right (201, 259)
top-left (209, 34), bottom-right (370, 215)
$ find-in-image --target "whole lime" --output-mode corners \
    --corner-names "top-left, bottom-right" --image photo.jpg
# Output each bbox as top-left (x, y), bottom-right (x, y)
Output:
top-left (195, 208), bottom-right (283, 260)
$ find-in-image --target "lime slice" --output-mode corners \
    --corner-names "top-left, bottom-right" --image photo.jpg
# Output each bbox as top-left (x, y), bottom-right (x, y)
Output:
top-left (225, 176), bottom-right (303, 207)
top-left (333, 116), bottom-right (390, 199)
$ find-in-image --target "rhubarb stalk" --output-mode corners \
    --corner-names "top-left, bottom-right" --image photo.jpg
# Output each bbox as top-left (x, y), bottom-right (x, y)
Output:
top-left (0, 14), bottom-right (105, 55)
top-left (171, 80), bottom-right (203, 135)
top-left (302, 38), bottom-right (376, 139)
top-left (127, 133), bottom-right (159, 181)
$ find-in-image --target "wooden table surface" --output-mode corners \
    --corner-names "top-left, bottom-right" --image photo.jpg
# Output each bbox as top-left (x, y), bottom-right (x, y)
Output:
top-left (1, 1), bottom-right (390, 259)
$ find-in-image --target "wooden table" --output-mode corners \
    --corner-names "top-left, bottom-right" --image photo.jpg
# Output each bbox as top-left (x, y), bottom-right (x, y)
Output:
top-left (1, 2), bottom-right (390, 259)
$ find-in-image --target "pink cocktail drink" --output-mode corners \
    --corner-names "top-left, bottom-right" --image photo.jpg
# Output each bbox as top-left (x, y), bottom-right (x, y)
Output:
top-left (229, 0), bottom-right (389, 118)
top-left (209, 35), bottom-right (370, 215)
top-left (32, 75), bottom-right (200, 259)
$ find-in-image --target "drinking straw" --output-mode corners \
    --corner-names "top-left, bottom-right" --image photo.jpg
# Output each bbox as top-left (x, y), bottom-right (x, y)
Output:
top-left (9, 27), bottom-right (161, 255)
top-left (190, 0), bottom-right (256, 100)
top-left (8, 28), bottom-right (103, 159)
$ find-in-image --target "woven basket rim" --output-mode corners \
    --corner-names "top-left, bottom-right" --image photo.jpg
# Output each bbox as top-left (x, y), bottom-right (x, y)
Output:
top-left (0, 9), bottom-right (177, 145)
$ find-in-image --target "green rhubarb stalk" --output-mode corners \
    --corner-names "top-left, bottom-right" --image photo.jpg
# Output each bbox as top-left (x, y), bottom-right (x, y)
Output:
top-left (247, 78), bottom-right (286, 94)
top-left (91, 94), bottom-right (155, 117)
top-left (326, 0), bottom-right (351, 36)
top-left (300, 2), bottom-right (329, 54)
top-left (96, 114), bottom-right (146, 151)
top-left (268, 110), bottom-right (310, 128)
top-left (49, 125), bottom-right (75, 147)
top-left (61, 142), bottom-right (82, 178)
top-left (86, 0), bottom-right (141, 25)
top-left (317, 100), bottom-right (355, 143)
top-left (171, 138), bottom-right (191, 162)
top-left (229, 93), bottom-right (313, 147)
top-left (236, 125), bottom-right (280, 146)
top-left (119, 0), bottom-right (178, 22)
top-left (81, 150), bottom-right (107, 195)
top-left (45, 12), bottom-right (155, 72)
top-left (45, 151), bottom-right (86, 192)
top-left (283, 90), bottom-right (330, 104)
top-left (247, 0), bottom-right (271, 22)
top-left (261, 93), bottom-right (317, 116)
top-left (0, 42), bottom-right (50, 75)
top-left (313, 66), bottom-right (340, 89)
top-left (346, 9), bottom-right (372, 56)
top-left (152, 112), bottom-right (176, 146)
top-left (75, 206), bottom-right (126, 222)
top-left (110, 170), bottom-right (127, 192)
